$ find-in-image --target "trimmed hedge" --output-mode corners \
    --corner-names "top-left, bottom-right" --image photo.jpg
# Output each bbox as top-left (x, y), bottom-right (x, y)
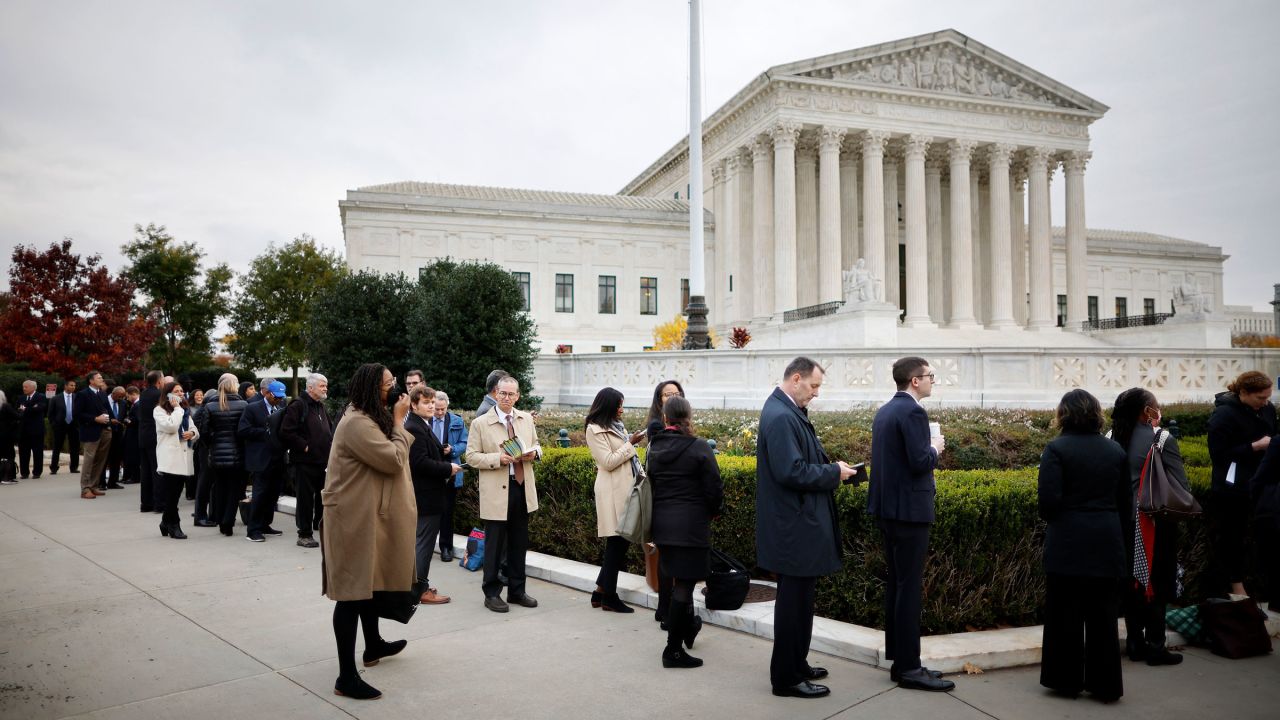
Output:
top-left (451, 446), bottom-right (1232, 634)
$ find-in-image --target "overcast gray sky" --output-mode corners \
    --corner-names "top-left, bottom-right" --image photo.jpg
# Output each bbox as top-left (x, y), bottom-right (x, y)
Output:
top-left (2, 0), bottom-right (1277, 313)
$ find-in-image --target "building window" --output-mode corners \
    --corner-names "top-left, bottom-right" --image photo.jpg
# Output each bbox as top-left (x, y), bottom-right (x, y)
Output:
top-left (640, 277), bottom-right (658, 315)
top-left (600, 345), bottom-right (615, 353)
top-left (598, 275), bottom-right (616, 314)
top-left (681, 278), bottom-right (690, 311)
top-left (1087, 296), bottom-right (1099, 324)
top-left (1144, 298), bottom-right (1156, 316)
top-left (511, 272), bottom-right (531, 312)
top-left (1115, 297), bottom-right (1127, 318)
top-left (1056, 294), bottom-right (1067, 327)
top-left (555, 274), bottom-right (574, 313)
top-left (643, 345), bottom-right (654, 351)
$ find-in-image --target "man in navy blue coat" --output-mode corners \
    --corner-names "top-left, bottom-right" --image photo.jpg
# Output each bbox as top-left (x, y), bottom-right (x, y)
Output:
top-left (756, 357), bottom-right (858, 699)
top-left (15, 380), bottom-right (47, 480)
top-left (238, 379), bottom-right (288, 542)
top-left (869, 356), bottom-right (952, 692)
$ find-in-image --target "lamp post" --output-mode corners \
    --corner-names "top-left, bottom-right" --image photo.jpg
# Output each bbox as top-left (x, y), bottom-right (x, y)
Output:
top-left (682, 0), bottom-right (711, 350)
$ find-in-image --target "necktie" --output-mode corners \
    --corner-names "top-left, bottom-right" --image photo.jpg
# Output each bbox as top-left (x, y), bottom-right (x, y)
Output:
top-left (505, 415), bottom-right (525, 485)
top-left (111, 400), bottom-right (117, 418)
top-left (65, 394), bottom-right (72, 423)
top-left (435, 418), bottom-right (445, 444)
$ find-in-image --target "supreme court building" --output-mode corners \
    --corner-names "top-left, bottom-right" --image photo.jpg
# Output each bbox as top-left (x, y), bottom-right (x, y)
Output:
top-left (343, 29), bottom-right (1231, 356)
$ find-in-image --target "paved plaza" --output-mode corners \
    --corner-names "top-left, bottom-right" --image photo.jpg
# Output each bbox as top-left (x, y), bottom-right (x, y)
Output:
top-left (1, 475), bottom-right (1277, 720)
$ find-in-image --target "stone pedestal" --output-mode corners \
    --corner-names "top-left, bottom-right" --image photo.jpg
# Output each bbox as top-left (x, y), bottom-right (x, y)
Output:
top-left (683, 296), bottom-right (713, 349)
top-left (831, 302), bottom-right (900, 347)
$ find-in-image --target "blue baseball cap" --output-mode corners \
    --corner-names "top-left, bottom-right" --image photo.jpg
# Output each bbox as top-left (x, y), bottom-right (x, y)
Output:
top-left (267, 381), bottom-right (287, 397)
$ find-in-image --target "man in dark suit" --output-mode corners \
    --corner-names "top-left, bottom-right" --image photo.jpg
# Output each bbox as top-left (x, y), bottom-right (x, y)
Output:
top-left (239, 379), bottom-right (288, 542)
top-left (102, 386), bottom-right (128, 489)
top-left (136, 371), bottom-right (163, 512)
top-left (75, 371), bottom-right (112, 499)
top-left (278, 373), bottom-right (333, 548)
top-left (869, 356), bottom-right (953, 692)
top-left (755, 357), bottom-right (858, 699)
top-left (15, 380), bottom-right (47, 480)
top-left (47, 379), bottom-right (78, 475)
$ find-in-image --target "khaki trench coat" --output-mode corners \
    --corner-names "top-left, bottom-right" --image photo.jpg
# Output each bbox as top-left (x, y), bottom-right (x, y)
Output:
top-left (586, 423), bottom-right (637, 537)
top-left (466, 407), bottom-right (540, 521)
top-left (321, 409), bottom-right (416, 601)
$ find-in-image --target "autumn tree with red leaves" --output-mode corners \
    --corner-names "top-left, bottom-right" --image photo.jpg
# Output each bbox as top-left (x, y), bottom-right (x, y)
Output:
top-left (0, 239), bottom-right (156, 377)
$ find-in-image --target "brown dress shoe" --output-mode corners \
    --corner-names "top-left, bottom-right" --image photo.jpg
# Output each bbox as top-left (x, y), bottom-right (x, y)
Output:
top-left (419, 588), bottom-right (451, 604)
top-left (90, 488), bottom-right (106, 496)
top-left (81, 489), bottom-right (97, 499)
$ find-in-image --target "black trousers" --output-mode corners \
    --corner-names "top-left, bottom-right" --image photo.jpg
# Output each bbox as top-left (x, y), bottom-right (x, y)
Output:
top-left (155, 471), bottom-right (187, 527)
top-left (139, 442), bottom-right (158, 511)
top-left (1125, 516), bottom-right (1178, 649)
top-left (1041, 574), bottom-right (1122, 699)
top-left (248, 465), bottom-right (284, 535)
top-left (18, 429), bottom-right (43, 478)
top-left (50, 422), bottom-right (78, 473)
top-left (482, 479), bottom-right (529, 599)
top-left (103, 428), bottom-right (124, 485)
top-left (294, 464), bottom-right (326, 538)
top-left (880, 519), bottom-right (930, 674)
top-left (1255, 520), bottom-right (1280, 607)
top-left (595, 535), bottom-right (630, 594)
top-left (209, 465), bottom-right (248, 528)
top-left (1209, 491), bottom-right (1251, 588)
top-left (1, 438), bottom-right (16, 480)
top-left (439, 481), bottom-right (458, 552)
top-left (194, 452), bottom-right (214, 522)
top-left (770, 573), bottom-right (817, 688)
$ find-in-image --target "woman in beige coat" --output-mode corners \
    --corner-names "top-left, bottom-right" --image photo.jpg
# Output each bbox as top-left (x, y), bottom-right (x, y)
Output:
top-left (154, 381), bottom-right (198, 539)
top-left (585, 387), bottom-right (645, 613)
top-left (321, 364), bottom-right (415, 701)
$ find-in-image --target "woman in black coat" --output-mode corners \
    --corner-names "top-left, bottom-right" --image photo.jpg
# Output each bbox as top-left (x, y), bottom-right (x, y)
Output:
top-left (1037, 389), bottom-right (1130, 702)
top-left (1250, 437), bottom-right (1280, 611)
top-left (1111, 388), bottom-right (1188, 666)
top-left (644, 379), bottom-right (684, 626)
top-left (196, 374), bottom-right (249, 536)
top-left (1207, 371), bottom-right (1275, 598)
top-left (405, 385), bottom-right (460, 605)
top-left (647, 395), bottom-right (722, 669)
top-left (0, 391), bottom-right (20, 483)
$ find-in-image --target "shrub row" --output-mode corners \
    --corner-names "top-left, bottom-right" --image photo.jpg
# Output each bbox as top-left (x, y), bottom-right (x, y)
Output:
top-left (452, 446), bottom-right (1233, 634)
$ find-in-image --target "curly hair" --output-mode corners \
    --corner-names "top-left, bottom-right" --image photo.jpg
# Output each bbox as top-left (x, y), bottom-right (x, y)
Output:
top-left (1054, 388), bottom-right (1104, 434)
top-left (1111, 387), bottom-right (1157, 451)
top-left (348, 363), bottom-right (395, 439)
top-left (1227, 370), bottom-right (1273, 396)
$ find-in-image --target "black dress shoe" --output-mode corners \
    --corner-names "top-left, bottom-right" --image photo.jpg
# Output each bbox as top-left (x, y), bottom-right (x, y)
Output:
top-left (805, 666), bottom-right (829, 680)
top-left (897, 667), bottom-right (955, 692)
top-left (219, 524), bottom-right (233, 536)
top-left (334, 674), bottom-right (381, 700)
top-left (1146, 649), bottom-right (1183, 666)
top-left (590, 590), bottom-right (601, 608)
top-left (771, 680), bottom-right (830, 698)
top-left (484, 596), bottom-right (509, 613)
top-left (262, 527), bottom-right (284, 536)
top-left (362, 638), bottom-right (407, 667)
top-left (890, 666), bottom-right (944, 682)
top-left (601, 593), bottom-right (634, 613)
top-left (440, 548), bottom-right (454, 562)
top-left (508, 594), bottom-right (538, 608)
top-left (194, 519), bottom-right (217, 527)
top-left (168, 525), bottom-right (187, 540)
top-left (106, 482), bottom-right (124, 489)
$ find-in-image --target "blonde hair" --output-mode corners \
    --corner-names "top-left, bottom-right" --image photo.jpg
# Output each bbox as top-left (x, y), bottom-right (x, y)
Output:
top-left (217, 373), bottom-right (239, 411)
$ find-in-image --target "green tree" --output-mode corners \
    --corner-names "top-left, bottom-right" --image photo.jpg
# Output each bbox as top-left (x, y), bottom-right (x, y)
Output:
top-left (121, 223), bottom-right (233, 372)
top-left (305, 270), bottom-right (416, 400)
top-left (227, 235), bottom-right (347, 395)
top-left (407, 259), bottom-right (539, 410)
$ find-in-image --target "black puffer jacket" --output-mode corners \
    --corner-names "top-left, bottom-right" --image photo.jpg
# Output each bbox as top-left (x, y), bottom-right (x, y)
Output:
top-left (1208, 392), bottom-right (1276, 497)
top-left (196, 392), bottom-right (249, 470)
top-left (647, 429), bottom-right (723, 548)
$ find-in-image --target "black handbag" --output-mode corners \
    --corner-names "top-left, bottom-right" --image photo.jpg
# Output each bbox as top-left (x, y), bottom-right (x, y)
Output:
top-left (372, 590), bottom-right (419, 624)
top-left (1199, 596), bottom-right (1272, 659)
top-left (1138, 430), bottom-right (1202, 520)
top-left (704, 548), bottom-right (750, 611)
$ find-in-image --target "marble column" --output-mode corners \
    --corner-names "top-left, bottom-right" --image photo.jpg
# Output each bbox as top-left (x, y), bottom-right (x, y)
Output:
top-left (902, 134), bottom-right (933, 327)
top-left (925, 156), bottom-right (945, 322)
top-left (948, 138), bottom-right (979, 327)
top-left (818, 126), bottom-right (845, 305)
top-left (750, 136), bottom-right (775, 320)
top-left (1026, 146), bottom-right (1056, 329)
top-left (795, 136), bottom-right (819, 308)
top-left (860, 130), bottom-right (889, 301)
top-left (1010, 163), bottom-right (1028, 326)
top-left (986, 143), bottom-right (1017, 329)
top-left (734, 147), bottom-right (754, 325)
top-left (970, 165), bottom-right (985, 324)
top-left (722, 156), bottom-right (738, 321)
top-left (839, 147), bottom-right (859, 274)
top-left (884, 155), bottom-right (901, 310)
top-left (1063, 150), bottom-right (1091, 331)
top-left (710, 160), bottom-right (727, 319)
top-left (772, 121), bottom-right (801, 315)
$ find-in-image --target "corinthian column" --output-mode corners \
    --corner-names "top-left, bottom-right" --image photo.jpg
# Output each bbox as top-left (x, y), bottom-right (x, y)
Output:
top-left (751, 136), bottom-right (774, 319)
top-left (902, 134), bottom-right (934, 327)
top-left (987, 143), bottom-right (1017, 329)
top-left (734, 147), bottom-right (754, 325)
top-left (710, 160), bottom-right (727, 319)
top-left (795, 136), bottom-right (819, 308)
top-left (1026, 146), bottom-right (1056, 329)
top-left (818, 126), bottom-right (845, 305)
top-left (1010, 162), bottom-right (1028, 325)
top-left (948, 138), bottom-right (980, 327)
top-left (860, 130), bottom-right (889, 302)
top-left (771, 121), bottom-right (801, 314)
top-left (721, 157), bottom-right (737, 320)
top-left (884, 154), bottom-right (901, 309)
top-left (839, 147), bottom-right (859, 274)
top-left (925, 156), bottom-right (944, 322)
top-left (1063, 150), bottom-right (1092, 331)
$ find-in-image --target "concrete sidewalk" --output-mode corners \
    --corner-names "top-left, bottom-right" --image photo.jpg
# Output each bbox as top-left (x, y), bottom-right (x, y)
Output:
top-left (1, 476), bottom-right (1278, 720)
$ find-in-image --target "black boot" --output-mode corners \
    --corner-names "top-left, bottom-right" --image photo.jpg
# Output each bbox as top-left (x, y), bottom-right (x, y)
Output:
top-left (1145, 641), bottom-right (1182, 666)
top-left (684, 610), bottom-right (703, 649)
top-left (1125, 637), bottom-right (1146, 662)
top-left (601, 592), bottom-right (634, 613)
top-left (334, 673), bottom-right (381, 699)
top-left (362, 638), bottom-right (407, 667)
top-left (168, 524), bottom-right (188, 540)
top-left (662, 601), bottom-right (702, 668)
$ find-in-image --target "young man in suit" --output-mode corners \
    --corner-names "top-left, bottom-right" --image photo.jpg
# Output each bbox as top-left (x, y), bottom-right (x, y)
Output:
top-left (239, 379), bottom-right (289, 542)
top-left (15, 380), bottom-right (47, 480)
top-left (755, 357), bottom-right (859, 699)
top-left (466, 375), bottom-right (541, 613)
top-left (76, 372), bottom-right (112, 499)
top-left (869, 356), bottom-right (953, 692)
top-left (47, 379), bottom-right (78, 476)
top-left (433, 390), bottom-right (468, 562)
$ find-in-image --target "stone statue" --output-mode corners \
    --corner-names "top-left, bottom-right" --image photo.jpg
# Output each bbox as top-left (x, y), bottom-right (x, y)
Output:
top-left (843, 258), bottom-right (882, 303)
top-left (1173, 278), bottom-right (1214, 315)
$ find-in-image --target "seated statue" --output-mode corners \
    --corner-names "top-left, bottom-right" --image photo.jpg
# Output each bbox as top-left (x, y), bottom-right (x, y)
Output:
top-left (843, 258), bottom-right (882, 303)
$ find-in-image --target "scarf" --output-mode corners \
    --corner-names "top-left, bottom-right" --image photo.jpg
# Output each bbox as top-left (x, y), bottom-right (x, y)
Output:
top-left (180, 408), bottom-right (193, 449)
top-left (610, 420), bottom-right (642, 478)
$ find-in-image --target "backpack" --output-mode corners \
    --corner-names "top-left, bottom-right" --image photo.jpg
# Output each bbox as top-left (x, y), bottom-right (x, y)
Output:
top-left (459, 527), bottom-right (485, 571)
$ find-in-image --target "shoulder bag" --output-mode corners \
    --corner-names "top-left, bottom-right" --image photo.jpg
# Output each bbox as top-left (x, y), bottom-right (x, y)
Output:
top-left (1138, 429), bottom-right (1202, 519)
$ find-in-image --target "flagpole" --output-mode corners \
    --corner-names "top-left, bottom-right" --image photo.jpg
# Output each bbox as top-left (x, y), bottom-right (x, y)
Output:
top-left (683, 0), bottom-right (710, 349)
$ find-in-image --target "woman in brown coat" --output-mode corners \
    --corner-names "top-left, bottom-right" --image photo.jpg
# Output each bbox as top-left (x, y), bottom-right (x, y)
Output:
top-left (585, 387), bottom-right (644, 613)
top-left (321, 364), bottom-right (415, 701)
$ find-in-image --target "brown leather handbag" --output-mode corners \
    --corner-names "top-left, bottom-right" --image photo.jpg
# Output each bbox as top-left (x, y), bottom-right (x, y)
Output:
top-left (1137, 429), bottom-right (1202, 519)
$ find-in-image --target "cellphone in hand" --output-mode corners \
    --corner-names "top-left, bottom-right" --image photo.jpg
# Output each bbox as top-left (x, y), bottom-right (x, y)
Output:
top-left (843, 462), bottom-right (867, 485)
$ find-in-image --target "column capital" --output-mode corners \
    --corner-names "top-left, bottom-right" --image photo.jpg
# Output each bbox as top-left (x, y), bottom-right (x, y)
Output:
top-left (903, 134), bottom-right (933, 160)
top-left (749, 135), bottom-right (772, 162)
top-left (948, 138), bottom-right (978, 164)
top-left (818, 126), bottom-right (847, 152)
top-left (1062, 149), bottom-right (1092, 175)
top-left (710, 160), bottom-right (727, 185)
top-left (839, 147), bottom-right (860, 167)
top-left (795, 133), bottom-right (819, 161)
top-left (725, 153), bottom-right (741, 174)
top-left (1024, 145), bottom-right (1055, 170)
top-left (769, 121), bottom-right (802, 149)
top-left (987, 142), bottom-right (1016, 168)
top-left (860, 129), bottom-right (890, 156)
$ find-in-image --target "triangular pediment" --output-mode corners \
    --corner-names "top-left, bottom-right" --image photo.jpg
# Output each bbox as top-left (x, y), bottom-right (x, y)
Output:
top-left (773, 29), bottom-right (1108, 115)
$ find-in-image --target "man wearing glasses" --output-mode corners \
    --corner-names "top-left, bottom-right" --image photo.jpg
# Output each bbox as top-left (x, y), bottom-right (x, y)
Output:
top-left (869, 356), bottom-right (952, 692)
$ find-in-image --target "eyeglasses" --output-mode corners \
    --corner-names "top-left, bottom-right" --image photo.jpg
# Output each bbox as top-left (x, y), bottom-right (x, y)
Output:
top-left (913, 373), bottom-right (936, 381)
top-left (496, 391), bottom-right (519, 398)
